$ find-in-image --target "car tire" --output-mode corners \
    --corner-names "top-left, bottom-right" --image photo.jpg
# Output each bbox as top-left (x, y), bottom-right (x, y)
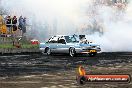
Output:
top-left (89, 53), bottom-right (96, 57)
top-left (46, 48), bottom-right (51, 55)
top-left (69, 48), bottom-right (76, 57)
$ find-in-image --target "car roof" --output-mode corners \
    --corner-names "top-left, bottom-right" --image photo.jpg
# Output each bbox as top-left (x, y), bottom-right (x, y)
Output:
top-left (54, 34), bottom-right (80, 37)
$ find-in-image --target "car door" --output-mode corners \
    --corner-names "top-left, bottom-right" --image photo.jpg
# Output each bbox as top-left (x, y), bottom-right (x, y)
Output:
top-left (56, 38), bottom-right (69, 53)
top-left (47, 36), bottom-right (59, 53)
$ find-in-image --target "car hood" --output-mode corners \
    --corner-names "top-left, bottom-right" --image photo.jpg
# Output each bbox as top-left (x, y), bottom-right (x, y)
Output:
top-left (67, 42), bottom-right (99, 47)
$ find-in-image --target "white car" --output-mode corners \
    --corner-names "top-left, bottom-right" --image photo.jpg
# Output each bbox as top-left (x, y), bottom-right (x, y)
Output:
top-left (39, 35), bottom-right (101, 57)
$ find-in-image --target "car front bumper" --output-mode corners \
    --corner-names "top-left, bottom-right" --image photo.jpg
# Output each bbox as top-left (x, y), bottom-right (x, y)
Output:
top-left (75, 48), bottom-right (101, 54)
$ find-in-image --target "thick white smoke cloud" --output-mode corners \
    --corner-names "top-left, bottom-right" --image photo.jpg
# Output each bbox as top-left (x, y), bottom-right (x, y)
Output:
top-left (85, 2), bottom-right (132, 52)
top-left (1, 0), bottom-right (132, 52)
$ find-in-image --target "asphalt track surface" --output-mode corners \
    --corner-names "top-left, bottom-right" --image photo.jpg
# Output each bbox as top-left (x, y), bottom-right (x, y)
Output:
top-left (0, 52), bottom-right (132, 88)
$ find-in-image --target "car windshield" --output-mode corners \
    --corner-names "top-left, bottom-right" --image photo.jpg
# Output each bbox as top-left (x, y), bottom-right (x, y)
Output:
top-left (65, 35), bottom-right (79, 43)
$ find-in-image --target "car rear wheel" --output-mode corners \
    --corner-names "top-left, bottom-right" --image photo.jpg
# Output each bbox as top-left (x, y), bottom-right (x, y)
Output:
top-left (69, 48), bottom-right (76, 57)
top-left (46, 48), bottom-right (51, 55)
top-left (89, 53), bottom-right (96, 57)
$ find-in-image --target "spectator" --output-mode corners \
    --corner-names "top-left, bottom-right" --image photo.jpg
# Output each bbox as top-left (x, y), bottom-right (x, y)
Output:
top-left (18, 16), bottom-right (23, 30)
top-left (6, 15), bottom-right (12, 33)
top-left (22, 17), bottom-right (26, 34)
top-left (18, 16), bottom-right (24, 36)
top-left (18, 16), bottom-right (27, 36)
top-left (12, 16), bottom-right (17, 24)
top-left (12, 16), bottom-right (17, 31)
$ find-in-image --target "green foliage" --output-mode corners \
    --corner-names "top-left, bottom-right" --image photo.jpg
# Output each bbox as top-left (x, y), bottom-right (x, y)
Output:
top-left (0, 36), bottom-right (39, 49)
top-left (0, 44), bottom-right (14, 48)
top-left (21, 44), bottom-right (39, 49)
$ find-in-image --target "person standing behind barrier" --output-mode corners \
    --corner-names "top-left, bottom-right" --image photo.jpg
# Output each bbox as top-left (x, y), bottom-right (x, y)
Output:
top-left (6, 15), bottom-right (12, 34)
top-left (18, 16), bottom-right (23, 36)
top-left (12, 16), bottom-right (17, 31)
top-left (22, 17), bottom-right (26, 35)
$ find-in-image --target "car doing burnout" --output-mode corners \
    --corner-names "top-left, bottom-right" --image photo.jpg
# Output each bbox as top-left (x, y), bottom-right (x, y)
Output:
top-left (39, 35), bottom-right (101, 57)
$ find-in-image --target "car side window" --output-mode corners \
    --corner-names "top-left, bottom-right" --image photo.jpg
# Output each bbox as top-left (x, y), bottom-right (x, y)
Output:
top-left (47, 37), bottom-right (52, 43)
top-left (48, 36), bottom-right (59, 43)
top-left (58, 39), bottom-right (66, 44)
